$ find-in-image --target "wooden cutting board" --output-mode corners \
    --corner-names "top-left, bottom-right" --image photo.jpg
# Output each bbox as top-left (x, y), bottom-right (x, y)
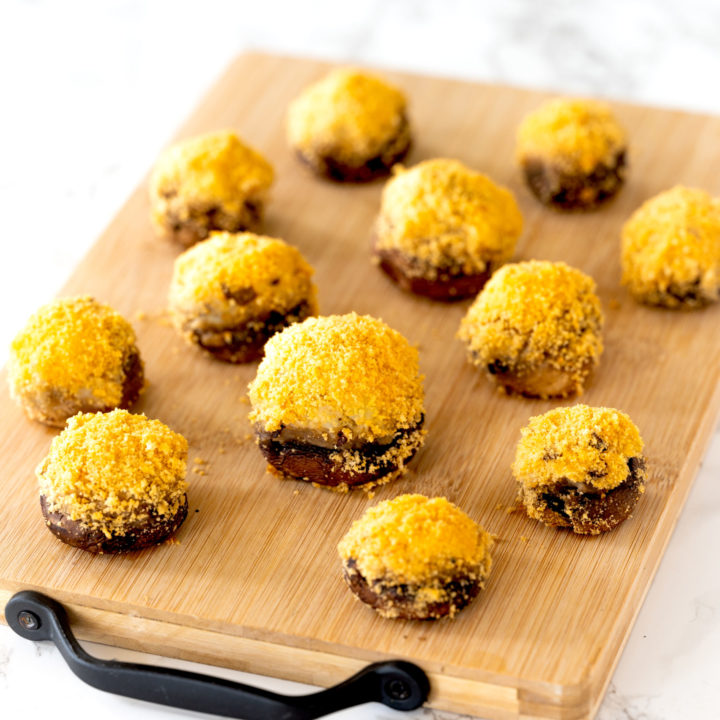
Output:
top-left (1, 53), bottom-right (719, 720)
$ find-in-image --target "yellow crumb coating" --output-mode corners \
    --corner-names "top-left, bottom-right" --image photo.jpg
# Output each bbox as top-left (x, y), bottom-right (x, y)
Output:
top-left (458, 260), bottom-right (603, 380)
top-left (516, 99), bottom-right (626, 174)
top-left (328, 425), bottom-right (425, 483)
top-left (338, 494), bottom-right (492, 586)
top-left (248, 313), bottom-right (424, 441)
top-left (376, 159), bottom-right (523, 275)
top-left (513, 405), bottom-right (644, 491)
top-left (150, 130), bottom-right (274, 223)
top-left (8, 296), bottom-right (138, 408)
top-left (37, 410), bottom-right (188, 538)
top-left (621, 186), bottom-right (720, 305)
top-left (287, 67), bottom-right (407, 163)
top-left (169, 232), bottom-right (318, 324)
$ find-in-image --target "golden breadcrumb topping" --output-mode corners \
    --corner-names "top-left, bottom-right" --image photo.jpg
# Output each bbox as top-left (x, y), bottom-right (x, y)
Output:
top-left (8, 296), bottom-right (138, 407)
top-left (328, 425), bottom-right (426, 490)
top-left (150, 130), bottom-right (274, 219)
top-left (458, 260), bottom-right (603, 380)
top-left (516, 98), bottom-right (626, 174)
top-left (621, 186), bottom-right (720, 306)
top-left (513, 404), bottom-right (644, 491)
top-left (338, 494), bottom-right (492, 585)
top-left (376, 159), bottom-right (523, 276)
top-left (287, 67), bottom-right (407, 162)
top-left (248, 313), bottom-right (424, 441)
top-left (37, 410), bottom-right (188, 538)
top-left (169, 232), bottom-right (317, 323)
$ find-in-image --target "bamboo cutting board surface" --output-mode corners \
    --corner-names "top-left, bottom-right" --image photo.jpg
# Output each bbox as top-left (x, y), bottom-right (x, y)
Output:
top-left (1, 53), bottom-right (720, 720)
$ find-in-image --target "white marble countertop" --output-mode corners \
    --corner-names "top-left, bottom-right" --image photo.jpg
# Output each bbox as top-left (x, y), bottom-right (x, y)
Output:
top-left (1, 1), bottom-right (719, 718)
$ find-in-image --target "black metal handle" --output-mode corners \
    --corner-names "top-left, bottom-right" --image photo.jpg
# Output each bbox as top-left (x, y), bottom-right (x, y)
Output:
top-left (5, 591), bottom-right (429, 719)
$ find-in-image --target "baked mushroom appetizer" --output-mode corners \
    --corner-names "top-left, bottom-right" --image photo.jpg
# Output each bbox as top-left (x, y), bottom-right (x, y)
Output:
top-left (374, 159), bottom-right (523, 300)
top-left (150, 130), bottom-right (274, 247)
top-left (458, 260), bottom-right (604, 398)
top-left (169, 231), bottom-right (317, 362)
top-left (338, 494), bottom-right (493, 619)
top-left (7, 296), bottom-right (144, 427)
top-left (287, 67), bottom-right (411, 182)
top-left (512, 404), bottom-right (646, 534)
top-left (516, 98), bottom-right (627, 210)
top-left (37, 410), bottom-right (188, 553)
top-left (621, 186), bottom-right (720, 308)
top-left (248, 313), bottom-right (425, 489)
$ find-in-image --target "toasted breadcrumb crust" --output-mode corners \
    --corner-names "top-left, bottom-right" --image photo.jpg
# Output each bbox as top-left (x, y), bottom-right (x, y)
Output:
top-left (328, 424), bottom-right (426, 481)
top-left (375, 159), bottom-right (523, 278)
top-left (287, 68), bottom-right (407, 164)
top-left (513, 405), bottom-right (644, 491)
top-left (338, 494), bottom-right (492, 617)
top-left (517, 99), bottom-right (626, 174)
top-left (150, 130), bottom-right (273, 229)
top-left (169, 231), bottom-right (317, 326)
top-left (621, 186), bottom-right (720, 307)
top-left (458, 261), bottom-right (603, 391)
top-left (37, 410), bottom-right (188, 538)
top-left (248, 313), bottom-right (424, 442)
top-left (8, 296), bottom-right (139, 409)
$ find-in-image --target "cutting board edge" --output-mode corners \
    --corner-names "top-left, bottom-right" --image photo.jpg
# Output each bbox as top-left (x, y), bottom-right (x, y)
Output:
top-left (585, 378), bottom-right (720, 718)
top-left (231, 50), bottom-right (720, 122)
top-left (0, 587), bottom-right (609, 719)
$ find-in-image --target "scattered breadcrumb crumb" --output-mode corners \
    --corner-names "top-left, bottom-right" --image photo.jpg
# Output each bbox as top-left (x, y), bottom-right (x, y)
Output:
top-left (133, 308), bottom-right (171, 323)
top-left (313, 481), bottom-right (350, 493)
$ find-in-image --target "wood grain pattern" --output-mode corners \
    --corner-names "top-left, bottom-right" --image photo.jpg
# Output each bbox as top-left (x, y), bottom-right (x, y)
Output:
top-left (1, 53), bottom-right (719, 720)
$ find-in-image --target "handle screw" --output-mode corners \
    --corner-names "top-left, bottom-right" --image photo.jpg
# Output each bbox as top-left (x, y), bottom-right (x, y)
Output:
top-left (386, 678), bottom-right (411, 701)
top-left (18, 611), bottom-right (40, 631)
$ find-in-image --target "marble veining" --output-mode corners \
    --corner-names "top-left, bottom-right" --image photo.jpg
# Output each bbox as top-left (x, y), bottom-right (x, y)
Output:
top-left (0, 645), bottom-right (11, 689)
top-left (1, 1), bottom-right (719, 718)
